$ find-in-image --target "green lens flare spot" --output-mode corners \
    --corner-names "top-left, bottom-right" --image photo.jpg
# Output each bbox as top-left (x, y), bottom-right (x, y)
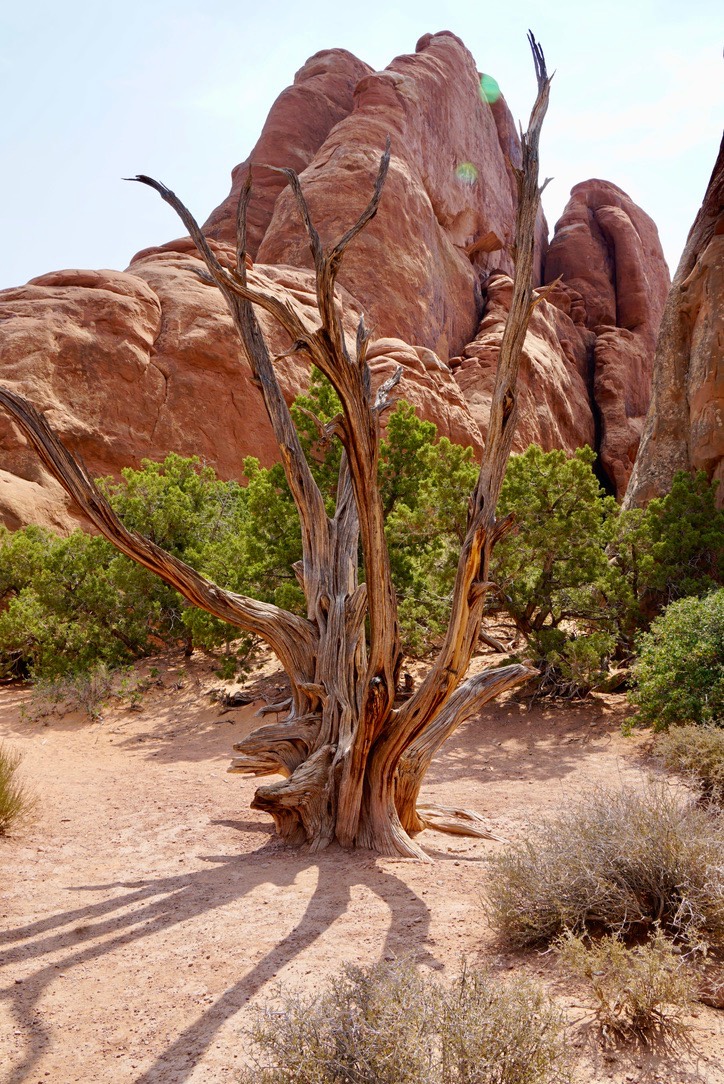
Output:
top-left (455, 162), bottom-right (478, 186)
top-left (479, 73), bottom-right (501, 104)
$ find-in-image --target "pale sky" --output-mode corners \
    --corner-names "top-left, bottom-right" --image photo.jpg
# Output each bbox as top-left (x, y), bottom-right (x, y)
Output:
top-left (1, 0), bottom-right (721, 290)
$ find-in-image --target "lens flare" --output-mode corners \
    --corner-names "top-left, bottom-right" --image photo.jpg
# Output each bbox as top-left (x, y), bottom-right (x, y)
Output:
top-left (455, 162), bottom-right (478, 186)
top-left (479, 73), bottom-right (501, 104)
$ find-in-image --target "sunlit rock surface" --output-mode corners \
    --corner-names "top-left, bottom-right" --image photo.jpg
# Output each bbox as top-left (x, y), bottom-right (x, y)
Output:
top-left (625, 136), bottom-right (724, 508)
top-left (0, 32), bottom-right (671, 530)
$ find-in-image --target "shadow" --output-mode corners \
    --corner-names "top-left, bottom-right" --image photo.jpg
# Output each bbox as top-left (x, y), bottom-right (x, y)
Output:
top-left (1, 844), bottom-right (434, 1083)
top-left (423, 695), bottom-right (631, 791)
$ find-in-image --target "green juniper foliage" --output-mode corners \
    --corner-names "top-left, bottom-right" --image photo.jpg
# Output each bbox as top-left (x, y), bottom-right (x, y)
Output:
top-left (0, 367), bottom-right (721, 696)
top-left (489, 444), bottom-right (621, 694)
top-left (630, 589), bottom-right (724, 729)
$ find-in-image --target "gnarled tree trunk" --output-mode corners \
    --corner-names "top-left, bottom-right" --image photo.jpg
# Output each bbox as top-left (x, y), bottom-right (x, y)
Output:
top-left (0, 35), bottom-right (551, 858)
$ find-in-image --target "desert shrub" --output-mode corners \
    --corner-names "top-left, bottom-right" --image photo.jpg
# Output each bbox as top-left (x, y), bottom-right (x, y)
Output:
top-left (0, 456), bottom-right (255, 680)
top-left (615, 472), bottom-right (723, 618)
top-left (557, 930), bottom-right (695, 1043)
top-left (239, 958), bottom-right (570, 1084)
top-left (489, 445), bottom-right (622, 694)
top-left (486, 785), bottom-right (724, 949)
top-left (0, 743), bottom-right (32, 834)
top-left (28, 662), bottom-right (116, 721)
top-left (656, 725), bottom-right (724, 801)
top-left (629, 590), bottom-right (724, 729)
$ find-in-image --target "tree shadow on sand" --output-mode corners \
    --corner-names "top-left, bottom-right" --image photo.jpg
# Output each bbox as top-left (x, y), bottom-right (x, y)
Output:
top-left (1, 841), bottom-right (436, 1083)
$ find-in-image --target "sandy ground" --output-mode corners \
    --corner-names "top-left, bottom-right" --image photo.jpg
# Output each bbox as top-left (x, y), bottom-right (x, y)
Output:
top-left (1, 651), bottom-right (722, 1083)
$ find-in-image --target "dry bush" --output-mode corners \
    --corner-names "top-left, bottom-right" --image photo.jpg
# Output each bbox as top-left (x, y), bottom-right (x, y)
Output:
top-left (0, 743), bottom-right (33, 834)
top-left (557, 930), bottom-right (695, 1044)
top-left (486, 785), bottom-right (724, 949)
top-left (238, 958), bottom-right (571, 1084)
top-left (656, 725), bottom-right (724, 802)
top-left (26, 662), bottom-right (115, 722)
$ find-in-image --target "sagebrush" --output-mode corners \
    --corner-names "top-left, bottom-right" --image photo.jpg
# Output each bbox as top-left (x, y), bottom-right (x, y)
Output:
top-left (486, 785), bottom-right (724, 949)
top-left (557, 930), bottom-right (695, 1044)
top-left (656, 725), bottom-right (724, 801)
top-left (0, 743), bottom-right (32, 834)
top-left (238, 958), bottom-right (571, 1084)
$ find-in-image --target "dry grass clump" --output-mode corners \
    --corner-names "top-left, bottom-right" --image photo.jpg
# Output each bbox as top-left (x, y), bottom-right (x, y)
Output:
top-left (238, 958), bottom-right (571, 1084)
top-left (486, 785), bottom-right (724, 949)
top-left (557, 930), bottom-right (695, 1044)
top-left (656, 725), bottom-right (724, 802)
top-left (27, 662), bottom-right (115, 722)
top-left (0, 743), bottom-right (33, 834)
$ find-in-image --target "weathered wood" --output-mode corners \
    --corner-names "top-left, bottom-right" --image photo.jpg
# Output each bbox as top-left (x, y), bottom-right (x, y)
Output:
top-left (0, 35), bottom-right (552, 858)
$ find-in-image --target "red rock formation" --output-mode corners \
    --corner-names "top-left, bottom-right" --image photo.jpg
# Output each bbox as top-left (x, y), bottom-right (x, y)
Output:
top-left (544, 180), bottom-right (670, 492)
top-left (625, 136), bottom-right (724, 508)
top-left (203, 49), bottom-right (372, 256)
top-left (451, 274), bottom-right (595, 455)
top-left (0, 246), bottom-right (479, 528)
top-left (256, 31), bottom-right (547, 360)
top-left (0, 33), bottom-right (673, 531)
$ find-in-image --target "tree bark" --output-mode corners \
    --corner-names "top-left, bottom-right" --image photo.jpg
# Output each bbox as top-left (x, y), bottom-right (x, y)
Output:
top-left (0, 34), bottom-right (552, 857)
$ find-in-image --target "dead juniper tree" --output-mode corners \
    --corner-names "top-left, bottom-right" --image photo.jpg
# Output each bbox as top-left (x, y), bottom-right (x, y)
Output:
top-left (0, 35), bottom-right (551, 858)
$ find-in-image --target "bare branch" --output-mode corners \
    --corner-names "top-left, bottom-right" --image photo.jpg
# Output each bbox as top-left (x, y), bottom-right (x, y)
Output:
top-left (327, 138), bottom-right (391, 280)
top-left (373, 365), bottom-right (403, 413)
top-left (362, 35), bottom-right (553, 831)
top-left (0, 388), bottom-right (318, 680)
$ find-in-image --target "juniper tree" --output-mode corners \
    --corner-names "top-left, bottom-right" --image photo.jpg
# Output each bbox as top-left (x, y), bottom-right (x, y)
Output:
top-left (0, 35), bottom-right (551, 857)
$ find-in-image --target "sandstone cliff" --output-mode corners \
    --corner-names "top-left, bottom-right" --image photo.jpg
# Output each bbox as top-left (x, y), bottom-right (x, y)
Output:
top-left (625, 135), bottom-right (724, 508)
top-left (0, 32), bottom-right (671, 531)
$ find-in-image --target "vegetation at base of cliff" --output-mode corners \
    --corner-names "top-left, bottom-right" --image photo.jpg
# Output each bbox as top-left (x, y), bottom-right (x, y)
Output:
top-left (238, 958), bottom-right (571, 1084)
top-left (629, 590), bottom-right (724, 730)
top-left (0, 370), bottom-right (721, 697)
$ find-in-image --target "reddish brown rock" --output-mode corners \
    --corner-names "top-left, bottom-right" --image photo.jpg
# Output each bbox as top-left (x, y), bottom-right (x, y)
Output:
top-left (544, 180), bottom-right (670, 492)
top-left (203, 49), bottom-right (372, 255)
top-left (0, 257), bottom-right (342, 527)
top-left (452, 274), bottom-right (595, 455)
top-left (625, 136), bottom-right (724, 508)
top-left (0, 245), bottom-right (482, 529)
top-left (257, 31), bottom-right (547, 360)
top-left (366, 338), bottom-right (482, 453)
top-left (0, 33), bottom-right (673, 529)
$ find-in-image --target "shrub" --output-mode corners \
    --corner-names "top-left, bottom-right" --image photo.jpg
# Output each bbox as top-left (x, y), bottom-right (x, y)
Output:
top-left (618, 472), bottom-right (723, 615)
top-left (557, 930), bottom-right (695, 1043)
top-left (656, 725), bottom-right (724, 801)
top-left (490, 445), bottom-right (622, 695)
top-left (239, 959), bottom-right (571, 1084)
top-left (629, 590), bottom-right (724, 729)
top-left (28, 662), bottom-right (116, 721)
top-left (0, 743), bottom-right (32, 834)
top-left (486, 785), bottom-right (724, 949)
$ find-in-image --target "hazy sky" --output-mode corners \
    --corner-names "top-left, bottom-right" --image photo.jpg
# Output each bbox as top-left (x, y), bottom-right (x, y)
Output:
top-left (1, 1), bottom-right (721, 289)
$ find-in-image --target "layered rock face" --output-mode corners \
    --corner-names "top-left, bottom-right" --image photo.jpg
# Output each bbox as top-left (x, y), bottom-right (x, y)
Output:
top-left (625, 136), bottom-right (724, 508)
top-left (0, 32), bottom-right (671, 532)
top-left (257, 31), bottom-right (547, 359)
top-left (544, 180), bottom-right (670, 494)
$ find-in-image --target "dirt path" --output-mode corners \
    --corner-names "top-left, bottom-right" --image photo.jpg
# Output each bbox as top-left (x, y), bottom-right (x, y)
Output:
top-left (1, 653), bottom-right (722, 1083)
